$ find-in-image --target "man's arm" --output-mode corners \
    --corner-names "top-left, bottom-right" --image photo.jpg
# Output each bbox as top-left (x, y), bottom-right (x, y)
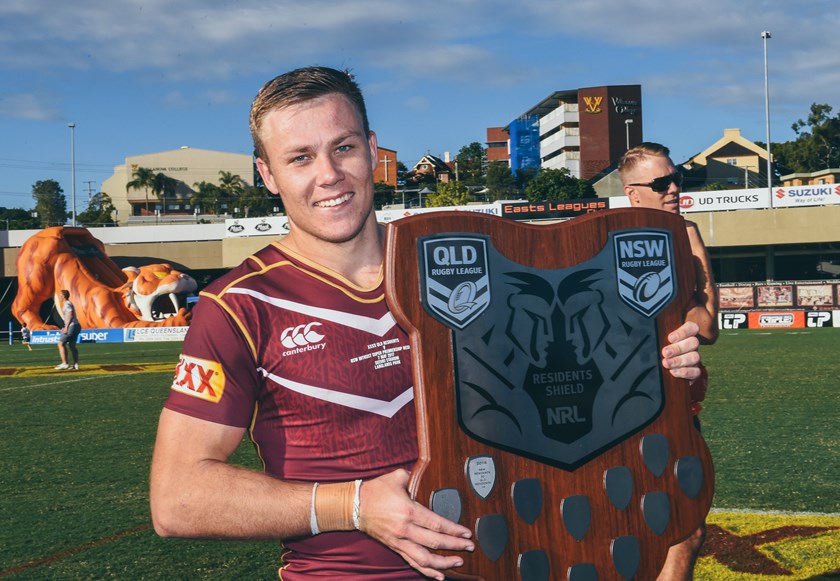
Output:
top-left (685, 222), bottom-right (719, 344)
top-left (149, 409), bottom-right (474, 581)
top-left (150, 408), bottom-right (311, 539)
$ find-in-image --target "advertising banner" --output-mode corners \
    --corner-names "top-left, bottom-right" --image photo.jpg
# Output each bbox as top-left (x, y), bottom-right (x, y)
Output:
top-left (31, 328), bottom-right (129, 344)
top-left (772, 184), bottom-right (840, 209)
top-left (499, 198), bottom-right (610, 220)
top-left (806, 311), bottom-right (835, 328)
top-left (30, 330), bottom-right (63, 345)
top-left (678, 188), bottom-right (770, 213)
top-left (720, 312), bottom-right (749, 330)
top-left (376, 203), bottom-right (501, 224)
top-left (748, 311), bottom-right (805, 329)
top-left (796, 284), bottom-right (834, 307)
top-left (224, 216), bottom-right (290, 238)
top-left (719, 286), bottom-right (755, 309)
top-left (756, 285), bottom-right (794, 308)
top-left (124, 327), bottom-right (189, 342)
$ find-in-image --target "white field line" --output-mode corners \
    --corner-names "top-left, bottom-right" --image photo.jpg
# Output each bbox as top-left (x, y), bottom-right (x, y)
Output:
top-left (0, 373), bottom-right (126, 394)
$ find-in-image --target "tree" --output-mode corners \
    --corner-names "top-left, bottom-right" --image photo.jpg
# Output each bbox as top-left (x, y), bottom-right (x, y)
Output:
top-left (374, 182), bottom-right (395, 209)
top-left (126, 167), bottom-right (156, 214)
top-left (218, 171), bottom-right (245, 199)
top-left (485, 161), bottom-right (519, 201)
top-left (426, 181), bottom-right (471, 208)
top-left (515, 167), bottom-right (538, 193)
top-left (770, 102), bottom-right (840, 175)
top-left (152, 172), bottom-right (178, 213)
top-left (523, 168), bottom-right (595, 202)
top-left (0, 207), bottom-right (40, 230)
top-left (454, 142), bottom-right (486, 186)
top-left (76, 192), bottom-right (118, 227)
top-left (32, 179), bottom-right (68, 227)
top-left (192, 181), bottom-right (223, 215)
top-left (236, 184), bottom-right (278, 217)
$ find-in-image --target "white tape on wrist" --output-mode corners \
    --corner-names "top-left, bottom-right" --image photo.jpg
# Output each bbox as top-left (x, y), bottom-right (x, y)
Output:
top-left (352, 479), bottom-right (362, 530)
top-left (310, 482), bottom-right (320, 536)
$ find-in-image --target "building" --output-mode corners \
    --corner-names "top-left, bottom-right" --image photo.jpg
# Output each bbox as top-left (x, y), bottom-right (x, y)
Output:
top-left (487, 85), bottom-right (642, 180)
top-left (682, 128), bottom-right (770, 189)
top-left (102, 147), bottom-right (255, 220)
top-left (781, 167), bottom-right (840, 186)
top-left (374, 147), bottom-right (398, 188)
top-left (408, 153), bottom-right (454, 184)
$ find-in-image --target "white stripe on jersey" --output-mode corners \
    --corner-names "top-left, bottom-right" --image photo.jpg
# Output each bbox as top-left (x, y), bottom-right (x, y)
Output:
top-left (258, 367), bottom-right (414, 418)
top-left (226, 287), bottom-right (398, 336)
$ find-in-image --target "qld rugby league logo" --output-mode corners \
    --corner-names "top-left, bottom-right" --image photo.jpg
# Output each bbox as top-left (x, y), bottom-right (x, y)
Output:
top-left (420, 235), bottom-right (490, 329)
top-left (612, 230), bottom-right (675, 318)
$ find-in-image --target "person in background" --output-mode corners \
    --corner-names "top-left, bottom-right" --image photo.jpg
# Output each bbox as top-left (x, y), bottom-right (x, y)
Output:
top-left (55, 289), bottom-right (80, 370)
top-left (150, 67), bottom-right (705, 580)
top-left (21, 322), bottom-right (33, 351)
top-left (619, 142), bottom-right (719, 581)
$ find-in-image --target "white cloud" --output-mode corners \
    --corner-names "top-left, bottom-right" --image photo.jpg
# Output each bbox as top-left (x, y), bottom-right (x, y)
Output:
top-left (0, 93), bottom-right (61, 121)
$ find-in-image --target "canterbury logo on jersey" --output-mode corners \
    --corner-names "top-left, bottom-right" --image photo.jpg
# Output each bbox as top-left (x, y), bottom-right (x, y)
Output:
top-left (171, 355), bottom-right (225, 403)
top-left (280, 321), bottom-right (326, 355)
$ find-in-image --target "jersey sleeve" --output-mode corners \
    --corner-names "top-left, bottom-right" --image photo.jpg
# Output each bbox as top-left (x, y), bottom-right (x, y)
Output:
top-left (164, 295), bottom-right (261, 428)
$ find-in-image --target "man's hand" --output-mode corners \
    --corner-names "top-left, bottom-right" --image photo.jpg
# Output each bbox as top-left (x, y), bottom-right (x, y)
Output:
top-left (661, 321), bottom-right (701, 381)
top-left (358, 469), bottom-right (474, 580)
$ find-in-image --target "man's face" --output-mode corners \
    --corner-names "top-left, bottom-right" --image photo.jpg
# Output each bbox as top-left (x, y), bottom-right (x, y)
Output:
top-left (255, 93), bottom-right (378, 246)
top-left (623, 155), bottom-right (681, 214)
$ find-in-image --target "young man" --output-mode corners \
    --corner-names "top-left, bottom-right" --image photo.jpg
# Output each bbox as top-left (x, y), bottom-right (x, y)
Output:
top-left (150, 67), bottom-right (704, 580)
top-left (55, 289), bottom-right (80, 370)
top-left (619, 142), bottom-right (719, 581)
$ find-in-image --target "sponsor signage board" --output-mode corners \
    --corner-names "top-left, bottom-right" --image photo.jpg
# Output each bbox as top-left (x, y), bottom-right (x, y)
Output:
top-left (31, 329), bottom-right (125, 344)
top-left (124, 326), bottom-right (189, 342)
top-left (772, 184), bottom-right (840, 209)
top-left (678, 188), bottom-right (771, 213)
top-left (748, 311), bottom-right (805, 329)
top-left (225, 216), bottom-right (289, 238)
top-left (720, 312), bottom-right (749, 330)
top-left (376, 203), bottom-right (501, 224)
top-left (499, 198), bottom-right (610, 220)
top-left (806, 311), bottom-right (834, 328)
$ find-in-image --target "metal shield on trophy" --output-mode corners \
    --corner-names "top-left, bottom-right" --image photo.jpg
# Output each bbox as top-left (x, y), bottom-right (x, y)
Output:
top-left (384, 208), bottom-right (714, 581)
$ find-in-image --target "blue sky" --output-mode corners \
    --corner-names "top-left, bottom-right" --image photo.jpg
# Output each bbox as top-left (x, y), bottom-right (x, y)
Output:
top-left (1, 0), bottom-right (838, 213)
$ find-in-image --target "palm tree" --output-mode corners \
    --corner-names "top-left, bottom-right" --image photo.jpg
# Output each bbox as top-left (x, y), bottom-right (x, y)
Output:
top-left (126, 167), bottom-right (156, 215)
top-left (152, 172), bottom-right (178, 214)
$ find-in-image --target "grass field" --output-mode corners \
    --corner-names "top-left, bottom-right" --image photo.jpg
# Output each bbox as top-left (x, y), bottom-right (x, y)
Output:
top-left (0, 331), bottom-right (838, 579)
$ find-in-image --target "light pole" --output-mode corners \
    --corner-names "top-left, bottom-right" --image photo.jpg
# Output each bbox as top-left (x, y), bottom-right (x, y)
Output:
top-left (762, 31), bottom-right (772, 196)
top-left (68, 123), bottom-right (76, 226)
top-left (625, 119), bottom-right (633, 150)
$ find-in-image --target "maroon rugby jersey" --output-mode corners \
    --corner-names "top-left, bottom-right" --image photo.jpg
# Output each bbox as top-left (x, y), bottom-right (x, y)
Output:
top-left (165, 241), bottom-right (422, 579)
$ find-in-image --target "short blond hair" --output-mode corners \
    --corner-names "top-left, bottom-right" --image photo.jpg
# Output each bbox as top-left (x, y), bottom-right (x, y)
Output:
top-left (249, 66), bottom-right (369, 162)
top-left (618, 142), bottom-right (672, 183)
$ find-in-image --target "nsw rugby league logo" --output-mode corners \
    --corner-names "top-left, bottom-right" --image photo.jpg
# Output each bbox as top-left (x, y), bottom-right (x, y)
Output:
top-left (419, 235), bottom-right (490, 329)
top-left (612, 230), bottom-right (675, 318)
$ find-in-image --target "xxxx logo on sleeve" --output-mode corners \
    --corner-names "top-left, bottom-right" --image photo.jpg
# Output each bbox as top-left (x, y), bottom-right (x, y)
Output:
top-left (171, 354), bottom-right (226, 402)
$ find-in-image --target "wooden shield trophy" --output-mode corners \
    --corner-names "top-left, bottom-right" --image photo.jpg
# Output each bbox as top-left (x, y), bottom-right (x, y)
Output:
top-left (384, 208), bottom-right (714, 581)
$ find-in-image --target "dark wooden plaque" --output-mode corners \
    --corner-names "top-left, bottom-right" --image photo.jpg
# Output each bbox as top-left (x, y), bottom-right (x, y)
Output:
top-left (384, 208), bottom-right (714, 581)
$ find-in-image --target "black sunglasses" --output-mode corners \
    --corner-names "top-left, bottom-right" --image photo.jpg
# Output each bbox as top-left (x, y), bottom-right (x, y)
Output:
top-left (629, 171), bottom-right (683, 193)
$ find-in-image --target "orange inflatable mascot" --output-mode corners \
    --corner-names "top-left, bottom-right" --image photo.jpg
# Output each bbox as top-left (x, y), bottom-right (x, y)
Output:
top-left (13, 226), bottom-right (197, 330)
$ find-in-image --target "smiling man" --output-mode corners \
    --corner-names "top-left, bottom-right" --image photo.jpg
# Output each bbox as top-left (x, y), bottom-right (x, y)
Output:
top-left (150, 69), bottom-right (705, 580)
